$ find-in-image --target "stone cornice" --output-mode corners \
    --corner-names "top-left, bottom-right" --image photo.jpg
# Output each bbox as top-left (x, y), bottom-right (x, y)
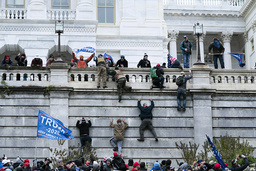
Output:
top-left (240, 0), bottom-right (255, 17)
top-left (164, 10), bottom-right (241, 17)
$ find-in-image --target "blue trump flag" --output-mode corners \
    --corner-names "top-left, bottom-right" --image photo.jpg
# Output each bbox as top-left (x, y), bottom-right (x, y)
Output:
top-left (103, 53), bottom-right (115, 63)
top-left (37, 110), bottom-right (74, 140)
top-left (206, 135), bottom-right (226, 170)
top-left (229, 53), bottom-right (245, 67)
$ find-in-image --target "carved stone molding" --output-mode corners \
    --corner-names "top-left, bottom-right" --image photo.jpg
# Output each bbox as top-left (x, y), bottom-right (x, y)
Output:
top-left (243, 31), bottom-right (248, 42)
top-left (0, 25), bottom-right (96, 33)
top-left (96, 41), bottom-right (163, 48)
top-left (221, 32), bottom-right (233, 42)
top-left (168, 30), bottom-right (179, 41)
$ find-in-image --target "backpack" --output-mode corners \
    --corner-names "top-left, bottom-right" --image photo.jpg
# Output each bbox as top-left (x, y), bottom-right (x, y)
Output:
top-left (176, 76), bottom-right (184, 86)
top-left (150, 68), bottom-right (158, 78)
top-left (112, 157), bottom-right (126, 171)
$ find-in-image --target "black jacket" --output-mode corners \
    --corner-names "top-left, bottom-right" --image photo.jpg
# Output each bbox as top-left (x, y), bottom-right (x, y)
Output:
top-left (137, 59), bottom-right (151, 68)
top-left (116, 59), bottom-right (128, 67)
top-left (229, 158), bottom-right (249, 171)
top-left (76, 120), bottom-right (92, 136)
top-left (138, 101), bottom-right (154, 120)
top-left (156, 66), bottom-right (164, 77)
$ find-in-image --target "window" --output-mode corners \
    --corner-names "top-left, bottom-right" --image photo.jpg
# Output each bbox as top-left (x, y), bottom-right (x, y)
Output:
top-left (52, 0), bottom-right (70, 9)
top-left (98, 0), bottom-right (114, 24)
top-left (6, 0), bottom-right (24, 8)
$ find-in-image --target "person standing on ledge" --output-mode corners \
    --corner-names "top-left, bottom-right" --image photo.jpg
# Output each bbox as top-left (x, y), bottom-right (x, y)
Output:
top-left (180, 35), bottom-right (193, 68)
top-left (176, 70), bottom-right (193, 112)
top-left (94, 54), bottom-right (107, 89)
top-left (137, 53), bottom-right (151, 68)
top-left (208, 38), bottom-right (225, 69)
top-left (137, 98), bottom-right (158, 142)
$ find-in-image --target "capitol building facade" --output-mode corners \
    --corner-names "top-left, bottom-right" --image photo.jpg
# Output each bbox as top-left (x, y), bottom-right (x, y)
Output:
top-left (0, 0), bottom-right (255, 69)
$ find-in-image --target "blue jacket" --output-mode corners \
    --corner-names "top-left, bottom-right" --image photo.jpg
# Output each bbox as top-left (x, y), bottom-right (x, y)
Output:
top-left (180, 41), bottom-right (193, 54)
top-left (138, 101), bottom-right (154, 120)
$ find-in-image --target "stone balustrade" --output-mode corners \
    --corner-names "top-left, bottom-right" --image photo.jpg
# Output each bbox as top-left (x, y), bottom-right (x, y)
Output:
top-left (167, 0), bottom-right (244, 7)
top-left (0, 8), bottom-right (27, 19)
top-left (1, 66), bottom-right (256, 90)
top-left (47, 9), bottom-right (76, 20)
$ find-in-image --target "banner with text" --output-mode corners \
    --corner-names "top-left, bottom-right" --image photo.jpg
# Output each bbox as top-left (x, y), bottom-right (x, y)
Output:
top-left (37, 110), bottom-right (74, 140)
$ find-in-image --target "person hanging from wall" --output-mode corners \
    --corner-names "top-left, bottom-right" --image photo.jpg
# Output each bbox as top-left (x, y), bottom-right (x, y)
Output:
top-left (137, 98), bottom-right (158, 142)
top-left (150, 64), bottom-right (165, 89)
top-left (31, 54), bottom-right (43, 67)
top-left (1, 55), bottom-right (13, 67)
top-left (15, 53), bottom-right (27, 66)
top-left (180, 35), bottom-right (193, 68)
top-left (107, 66), bottom-right (132, 102)
top-left (94, 54), bottom-right (107, 89)
top-left (167, 54), bottom-right (183, 70)
top-left (46, 54), bottom-right (55, 67)
top-left (76, 117), bottom-right (92, 151)
top-left (208, 38), bottom-right (225, 69)
top-left (77, 52), bottom-right (95, 67)
top-left (137, 53), bottom-right (151, 68)
top-left (176, 70), bottom-right (193, 112)
top-left (109, 119), bottom-right (128, 155)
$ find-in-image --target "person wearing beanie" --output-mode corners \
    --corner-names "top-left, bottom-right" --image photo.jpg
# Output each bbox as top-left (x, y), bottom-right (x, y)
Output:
top-left (112, 153), bottom-right (126, 171)
top-left (131, 162), bottom-right (140, 171)
top-left (229, 155), bottom-right (249, 171)
top-left (176, 70), bottom-right (193, 112)
top-left (15, 53), bottom-right (27, 66)
top-left (115, 55), bottom-right (128, 68)
top-left (180, 35), bottom-right (193, 68)
top-left (46, 54), bottom-right (55, 67)
top-left (208, 38), bottom-right (225, 69)
top-left (137, 53), bottom-right (151, 68)
top-left (151, 64), bottom-right (165, 89)
top-left (107, 66), bottom-right (132, 102)
top-left (103, 158), bottom-right (112, 171)
top-left (94, 54), bottom-right (107, 88)
top-left (150, 162), bottom-right (163, 171)
top-left (76, 117), bottom-right (92, 151)
top-left (77, 52), bottom-right (94, 67)
top-left (110, 119), bottom-right (128, 154)
top-left (1, 55), bottom-right (13, 67)
top-left (137, 98), bottom-right (158, 142)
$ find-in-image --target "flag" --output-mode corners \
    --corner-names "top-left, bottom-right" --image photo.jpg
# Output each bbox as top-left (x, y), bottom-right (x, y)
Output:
top-left (37, 110), bottom-right (74, 140)
top-left (206, 135), bottom-right (226, 170)
top-left (73, 47), bottom-right (95, 59)
top-left (229, 53), bottom-right (245, 67)
top-left (103, 53), bottom-right (115, 63)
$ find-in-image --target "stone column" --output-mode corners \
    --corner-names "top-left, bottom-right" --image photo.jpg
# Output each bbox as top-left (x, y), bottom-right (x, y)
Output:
top-left (244, 32), bottom-right (250, 69)
top-left (252, 24), bottom-right (256, 68)
top-left (168, 30), bottom-right (179, 59)
top-left (199, 33), bottom-right (206, 63)
top-left (76, 0), bottom-right (96, 20)
top-left (221, 32), bottom-right (233, 69)
top-left (27, 0), bottom-right (47, 20)
top-left (122, 0), bottom-right (135, 19)
top-left (190, 66), bottom-right (215, 151)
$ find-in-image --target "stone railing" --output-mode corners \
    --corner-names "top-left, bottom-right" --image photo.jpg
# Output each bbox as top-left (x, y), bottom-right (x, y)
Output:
top-left (167, 0), bottom-right (244, 7)
top-left (47, 9), bottom-right (76, 20)
top-left (0, 8), bottom-right (27, 19)
top-left (1, 66), bottom-right (256, 90)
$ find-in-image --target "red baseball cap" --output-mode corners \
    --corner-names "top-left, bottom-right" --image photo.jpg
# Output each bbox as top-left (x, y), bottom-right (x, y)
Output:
top-left (133, 162), bottom-right (140, 167)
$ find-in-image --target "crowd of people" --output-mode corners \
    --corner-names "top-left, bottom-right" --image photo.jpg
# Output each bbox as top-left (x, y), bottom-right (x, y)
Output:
top-left (0, 153), bottom-right (250, 171)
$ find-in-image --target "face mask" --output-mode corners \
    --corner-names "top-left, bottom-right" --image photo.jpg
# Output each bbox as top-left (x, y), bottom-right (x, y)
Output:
top-left (118, 122), bottom-right (122, 126)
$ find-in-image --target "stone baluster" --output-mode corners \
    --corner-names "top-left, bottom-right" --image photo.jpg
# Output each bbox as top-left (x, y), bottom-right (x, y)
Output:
top-left (221, 32), bottom-right (233, 69)
top-left (168, 30), bottom-right (179, 59)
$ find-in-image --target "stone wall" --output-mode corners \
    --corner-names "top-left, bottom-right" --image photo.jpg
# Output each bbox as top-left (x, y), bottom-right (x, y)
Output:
top-left (1, 64), bottom-right (256, 166)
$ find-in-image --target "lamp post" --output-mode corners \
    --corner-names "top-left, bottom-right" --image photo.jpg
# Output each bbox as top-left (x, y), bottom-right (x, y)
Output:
top-left (193, 22), bottom-right (205, 65)
top-left (55, 20), bottom-right (64, 62)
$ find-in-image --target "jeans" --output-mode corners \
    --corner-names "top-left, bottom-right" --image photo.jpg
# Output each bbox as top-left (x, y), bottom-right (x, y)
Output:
top-left (182, 53), bottom-right (190, 68)
top-left (110, 137), bottom-right (123, 154)
top-left (170, 60), bottom-right (181, 68)
top-left (152, 77), bottom-right (164, 88)
top-left (177, 88), bottom-right (187, 109)
top-left (80, 136), bottom-right (92, 147)
top-left (213, 55), bottom-right (225, 69)
top-left (139, 118), bottom-right (158, 139)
